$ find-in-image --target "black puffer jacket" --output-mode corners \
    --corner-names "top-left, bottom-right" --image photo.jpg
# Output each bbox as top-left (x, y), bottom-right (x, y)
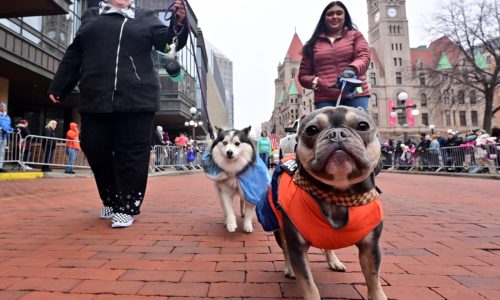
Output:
top-left (49, 7), bottom-right (188, 113)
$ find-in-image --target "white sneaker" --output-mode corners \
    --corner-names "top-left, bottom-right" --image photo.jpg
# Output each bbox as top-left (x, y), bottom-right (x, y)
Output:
top-left (24, 165), bottom-right (33, 170)
top-left (100, 206), bottom-right (114, 219)
top-left (111, 213), bottom-right (134, 228)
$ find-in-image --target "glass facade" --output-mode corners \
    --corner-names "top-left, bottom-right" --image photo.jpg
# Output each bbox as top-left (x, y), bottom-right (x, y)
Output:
top-left (0, 1), bottom-right (82, 56)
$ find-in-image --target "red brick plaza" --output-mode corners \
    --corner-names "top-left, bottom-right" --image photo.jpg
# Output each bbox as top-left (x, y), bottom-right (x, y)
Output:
top-left (0, 172), bottom-right (499, 299)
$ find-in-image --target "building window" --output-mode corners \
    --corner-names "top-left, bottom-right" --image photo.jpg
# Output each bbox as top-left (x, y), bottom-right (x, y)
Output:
top-left (400, 43), bottom-right (402, 50)
top-left (370, 73), bottom-right (377, 85)
top-left (370, 62), bottom-right (374, 69)
top-left (396, 72), bottom-right (402, 84)
top-left (458, 90), bottom-right (465, 104)
top-left (419, 73), bottom-right (425, 86)
top-left (391, 43), bottom-right (394, 50)
top-left (471, 111), bottom-right (478, 126)
top-left (470, 90), bottom-right (476, 104)
top-left (372, 113), bottom-right (379, 126)
top-left (420, 94), bottom-right (427, 107)
top-left (421, 113), bottom-right (429, 126)
top-left (399, 58), bottom-right (402, 66)
top-left (393, 58), bottom-right (397, 66)
top-left (445, 110), bottom-right (451, 126)
top-left (371, 94), bottom-right (378, 107)
top-left (459, 111), bottom-right (467, 126)
top-left (443, 91), bottom-right (450, 104)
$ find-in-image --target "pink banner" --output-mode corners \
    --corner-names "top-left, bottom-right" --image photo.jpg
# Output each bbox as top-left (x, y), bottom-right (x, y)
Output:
top-left (406, 99), bottom-right (415, 127)
top-left (388, 99), bottom-right (397, 127)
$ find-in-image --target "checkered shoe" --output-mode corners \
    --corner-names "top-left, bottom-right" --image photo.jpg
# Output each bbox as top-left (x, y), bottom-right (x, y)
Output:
top-left (100, 206), bottom-right (114, 219)
top-left (111, 213), bottom-right (134, 228)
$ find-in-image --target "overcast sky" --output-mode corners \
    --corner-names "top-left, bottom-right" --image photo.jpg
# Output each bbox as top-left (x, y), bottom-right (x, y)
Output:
top-left (187, 0), bottom-right (439, 131)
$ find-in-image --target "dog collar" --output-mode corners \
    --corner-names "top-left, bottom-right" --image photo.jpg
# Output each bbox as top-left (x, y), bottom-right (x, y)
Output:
top-left (293, 171), bottom-right (379, 207)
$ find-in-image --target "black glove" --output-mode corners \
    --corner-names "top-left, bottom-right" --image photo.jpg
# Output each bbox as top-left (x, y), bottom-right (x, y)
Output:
top-left (335, 67), bottom-right (359, 93)
top-left (340, 67), bottom-right (356, 79)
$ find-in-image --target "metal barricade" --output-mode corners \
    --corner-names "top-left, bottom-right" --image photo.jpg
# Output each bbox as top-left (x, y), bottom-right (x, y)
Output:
top-left (0, 131), bottom-right (23, 169)
top-left (381, 143), bottom-right (499, 174)
top-left (22, 135), bottom-right (90, 170)
top-left (150, 145), bottom-right (204, 173)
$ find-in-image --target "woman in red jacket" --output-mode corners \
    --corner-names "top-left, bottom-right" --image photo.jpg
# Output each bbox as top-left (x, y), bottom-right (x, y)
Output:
top-left (299, 1), bottom-right (371, 111)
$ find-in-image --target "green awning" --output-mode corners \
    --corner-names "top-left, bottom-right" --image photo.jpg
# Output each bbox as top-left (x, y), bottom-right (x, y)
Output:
top-left (437, 52), bottom-right (452, 70)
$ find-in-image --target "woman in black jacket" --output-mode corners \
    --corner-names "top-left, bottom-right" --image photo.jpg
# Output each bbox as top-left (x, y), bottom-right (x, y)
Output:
top-left (48, 0), bottom-right (188, 228)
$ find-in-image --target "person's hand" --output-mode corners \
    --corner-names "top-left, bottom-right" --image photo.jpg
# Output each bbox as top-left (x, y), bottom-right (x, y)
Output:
top-left (174, 0), bottom-right (186, 25)
top-left (340, 67), bottom-right (356, 79)
top-left (49, 94), bottom-right (60, 104)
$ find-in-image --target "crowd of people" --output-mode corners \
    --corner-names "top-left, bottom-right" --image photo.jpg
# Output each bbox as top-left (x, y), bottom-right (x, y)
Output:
top-left (380, 127), bottom-right (500, 173)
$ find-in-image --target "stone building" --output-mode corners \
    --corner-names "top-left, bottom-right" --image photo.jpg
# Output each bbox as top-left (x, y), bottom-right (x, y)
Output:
top-left (266, 0), bottom-right (496, 143)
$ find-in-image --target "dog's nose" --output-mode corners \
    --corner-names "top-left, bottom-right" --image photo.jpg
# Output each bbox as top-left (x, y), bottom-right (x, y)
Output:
top-left (328, 128), bottom-right (350, 142)
top-left (226, 150), bottom-right (233, 158)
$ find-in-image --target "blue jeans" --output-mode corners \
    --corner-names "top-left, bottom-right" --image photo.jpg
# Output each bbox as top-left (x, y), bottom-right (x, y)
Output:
top-left (259, 153), bottom-right (269, 168)
top-left (65, 148), bottom-right (78, 172)
top-left (314, 96), bottom-right (369, 111)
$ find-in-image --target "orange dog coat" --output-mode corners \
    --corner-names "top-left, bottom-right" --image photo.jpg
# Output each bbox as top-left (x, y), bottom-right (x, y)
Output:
top-left (269, 171), bottom-right (383, 250)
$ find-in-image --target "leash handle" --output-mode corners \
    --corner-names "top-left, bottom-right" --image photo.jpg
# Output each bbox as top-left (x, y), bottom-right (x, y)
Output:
top-left (336, 79), bottom-right (347, 107)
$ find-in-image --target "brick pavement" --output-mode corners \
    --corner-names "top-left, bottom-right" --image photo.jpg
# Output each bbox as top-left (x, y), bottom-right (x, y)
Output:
top-left (0, 172), bottom-right (499, 299)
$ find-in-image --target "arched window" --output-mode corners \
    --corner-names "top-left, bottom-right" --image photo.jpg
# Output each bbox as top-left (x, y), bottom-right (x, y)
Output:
top-left (420, 94), bottom-right (427, 107)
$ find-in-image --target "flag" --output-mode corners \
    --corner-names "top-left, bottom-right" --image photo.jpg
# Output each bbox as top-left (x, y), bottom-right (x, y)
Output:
top-left (269, 124), bottom-right (279, 150)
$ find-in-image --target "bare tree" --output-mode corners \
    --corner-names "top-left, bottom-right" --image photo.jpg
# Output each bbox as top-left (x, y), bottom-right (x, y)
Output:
top-left (428, 0), bottom-right (499, 131)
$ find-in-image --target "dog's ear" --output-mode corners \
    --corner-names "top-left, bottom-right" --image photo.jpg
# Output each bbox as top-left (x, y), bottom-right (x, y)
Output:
top-left (242, 126), bottom-right (252, 136)
top-left (215, 126), bottom-right (224, 136)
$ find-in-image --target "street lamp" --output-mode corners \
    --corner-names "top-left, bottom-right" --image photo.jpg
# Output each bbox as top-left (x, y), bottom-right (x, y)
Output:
top-left (390, 92), bottom-right (419, 142)
top-left (185, 106), bottom-right (203, 140)
top-left (429, 124), bottom-right (435, 134)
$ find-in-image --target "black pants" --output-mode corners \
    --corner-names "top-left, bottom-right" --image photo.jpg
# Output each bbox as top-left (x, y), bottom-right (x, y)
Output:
top-left (80, 112), bottom-right (154, 216)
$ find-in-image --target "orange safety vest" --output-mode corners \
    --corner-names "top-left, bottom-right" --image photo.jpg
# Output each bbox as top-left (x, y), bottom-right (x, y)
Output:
top-left (269, 171), bottom-right (383, 250)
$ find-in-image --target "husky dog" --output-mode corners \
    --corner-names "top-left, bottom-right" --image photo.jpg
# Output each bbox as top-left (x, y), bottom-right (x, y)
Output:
top-left (208, 126), bottom-right (257, 233)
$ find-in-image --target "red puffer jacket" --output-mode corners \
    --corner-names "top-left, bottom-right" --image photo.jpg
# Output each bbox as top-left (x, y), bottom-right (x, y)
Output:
top-left (299, 28), bottom-right (370, 104)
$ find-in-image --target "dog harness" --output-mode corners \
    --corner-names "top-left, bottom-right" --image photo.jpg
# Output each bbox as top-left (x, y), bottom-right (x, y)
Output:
top-left (261, 156), bottom-right (383, 250)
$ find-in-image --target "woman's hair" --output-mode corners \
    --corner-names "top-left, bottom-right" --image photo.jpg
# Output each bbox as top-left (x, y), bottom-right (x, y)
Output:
top-left (45, 120), bottom-right (57, 128)
top-left (302, 1), bottom-right (356, 59)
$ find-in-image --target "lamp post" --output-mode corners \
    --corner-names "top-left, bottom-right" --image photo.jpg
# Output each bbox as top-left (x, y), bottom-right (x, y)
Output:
top-left (429, 124), bottom-right (435, 135)
top-left (390, 92), bottom-right (420, 142)
top-left (184, 106), bottom-right (203, 140)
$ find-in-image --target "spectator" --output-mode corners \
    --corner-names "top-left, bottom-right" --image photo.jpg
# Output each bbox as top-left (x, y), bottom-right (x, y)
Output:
top-left (16, 119), bottom-right (33, 170)
top-left (257, 131), bottom-right (272, 168)
top-left (175, 133), bottom-right (188, 148)
top-left (298, 1), bottom-right (370, 110)
top-left (47, 0), bottom-right (188, 228)
top-left (0, 102), bottom-right (14, 172)
top-left (163, 130), bottom-right (170, 145)
top-left (41, 120), bottom-right (57, 172)
top-left (153, 126), bottom-right (166, 171)
top-left (65, 122), bottom-right (81, 174)
top-left (490, 127), bottom-right (500, 169)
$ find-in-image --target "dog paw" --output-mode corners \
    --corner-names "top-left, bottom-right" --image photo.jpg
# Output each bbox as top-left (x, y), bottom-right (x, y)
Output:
top-left (328, 261), bottom-right (346, 272)
top-left (226, 222), bottom-right (237, 232)
top-left (284, 267), bottom-right (295, 278)
top-left (243, 223), bottom-right (254, 233)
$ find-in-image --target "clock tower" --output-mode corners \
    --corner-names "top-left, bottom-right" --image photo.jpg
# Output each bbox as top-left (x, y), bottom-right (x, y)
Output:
top-left (366, 0), bottom-right (418, 134)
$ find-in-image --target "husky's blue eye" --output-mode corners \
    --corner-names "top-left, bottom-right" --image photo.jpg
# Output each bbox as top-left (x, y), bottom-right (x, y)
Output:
top-left (235, 142), bottom-right (240, 146)
top-left (223, 141), bottom-right (228, 145)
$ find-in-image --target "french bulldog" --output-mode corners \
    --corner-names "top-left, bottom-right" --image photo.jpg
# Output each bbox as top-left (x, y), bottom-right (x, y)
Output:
top-left (272, 106), bottom-right (386, 300)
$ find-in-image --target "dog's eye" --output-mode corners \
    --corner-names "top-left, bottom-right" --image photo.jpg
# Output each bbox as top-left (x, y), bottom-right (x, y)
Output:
top-left (223, 141), bottom-right (228, 145)
top-left (305, 126), bottom-right (319, 136)
top-left (235, 142), bottom-right (240, 146)
top-left (356, 122), bottom-right (370, 131)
